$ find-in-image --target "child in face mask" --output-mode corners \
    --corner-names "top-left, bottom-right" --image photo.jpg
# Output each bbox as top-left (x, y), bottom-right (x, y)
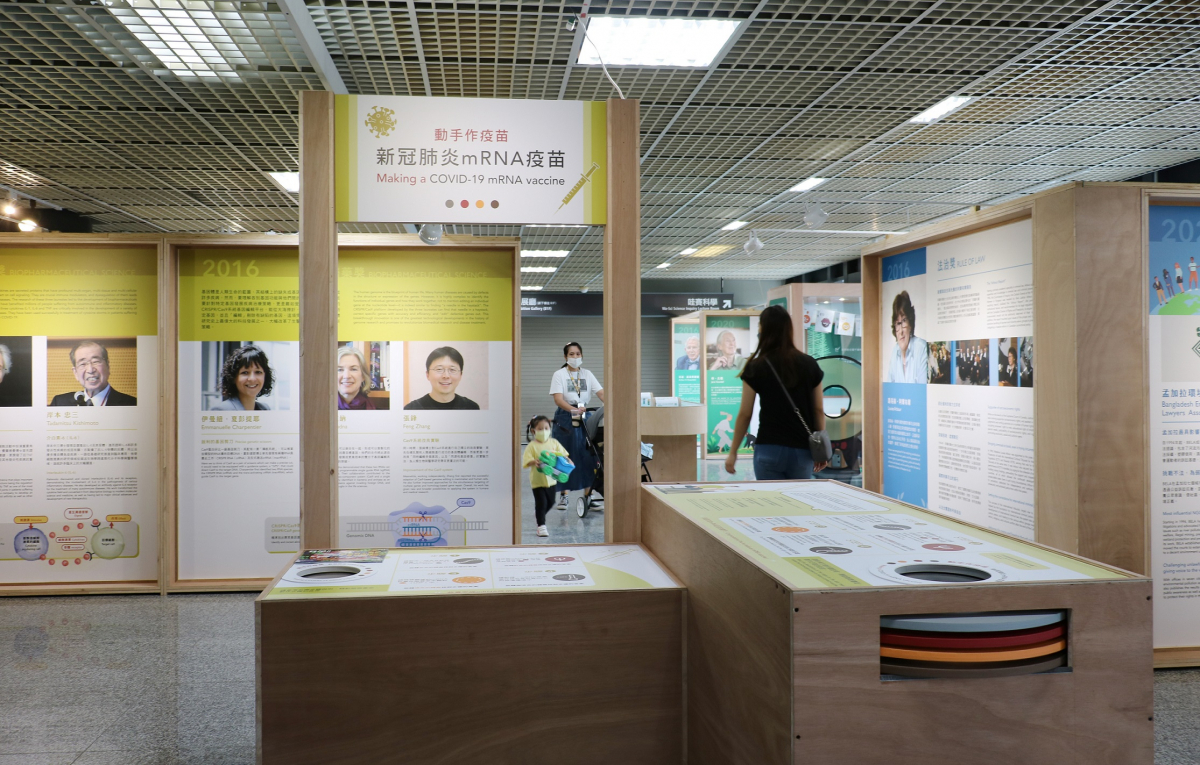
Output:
top-left (521, 415), bottom-right (573, 538)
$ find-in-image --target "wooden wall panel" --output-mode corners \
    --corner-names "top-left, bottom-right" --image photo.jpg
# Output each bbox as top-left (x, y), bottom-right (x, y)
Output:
top-left (1074, 185), bottom-right (1148, 574)
top-left (1032, 186), bottom-right (1080, 555)
top-left (641, 490), bottom-right (792, 765)
top-left (604, 98), bottom-right (641, 544)
top-left (862, 256), bottom-right (882, 493)
top-left (258, 588), bottom-right (684, 764)
top-left (298, 91), bottom-right (339, 550)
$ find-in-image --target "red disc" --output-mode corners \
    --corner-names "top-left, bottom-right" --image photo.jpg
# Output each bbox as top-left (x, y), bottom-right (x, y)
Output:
top-left (881, 623), bottom-right (1065, 649)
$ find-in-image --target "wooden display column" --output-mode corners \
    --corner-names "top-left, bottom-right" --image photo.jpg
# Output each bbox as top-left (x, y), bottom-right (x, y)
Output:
top-left (298, 90), bottom-right (339, 549)
top-left (604, 98), bottom-right (641, 544)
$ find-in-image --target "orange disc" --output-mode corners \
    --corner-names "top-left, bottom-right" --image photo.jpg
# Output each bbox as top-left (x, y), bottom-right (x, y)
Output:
top-left (880, 637), bottom-right (1065, 663)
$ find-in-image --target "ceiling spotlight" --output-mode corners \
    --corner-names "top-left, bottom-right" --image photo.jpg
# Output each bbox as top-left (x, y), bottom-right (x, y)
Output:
top-left (909, 95), bottom-right (973, 124)
top-left (17, 219), bottom-right (37, 232)
top-left (722, 220), bottom-right (749, 231)
top-left (803, 204), bottom-right (829, 229)
top-left (743, 231), bottom-right (763, 255)
top-left (2, 201), bottom-right (17, 216)
top-left (418, 223), bottom-right (443, 246)
top-left (581, 287), bottom-right (589, 293)
top-left (789, 177), bottom-right (827, 193)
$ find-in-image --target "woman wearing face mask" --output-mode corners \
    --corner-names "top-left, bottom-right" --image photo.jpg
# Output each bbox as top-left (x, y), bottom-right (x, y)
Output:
top-left (405, 346), bottom-right (480, 410)
top-left (549, 342), bottom-right (605, 509)
top-left (212, 344), bottom-right (274, 411)
top-left (336, 346), bottom-right (376, 410)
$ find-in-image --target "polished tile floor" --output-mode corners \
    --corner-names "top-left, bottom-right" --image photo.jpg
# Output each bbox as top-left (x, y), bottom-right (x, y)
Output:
top-left (0, 592), bottom-right (1197, 763)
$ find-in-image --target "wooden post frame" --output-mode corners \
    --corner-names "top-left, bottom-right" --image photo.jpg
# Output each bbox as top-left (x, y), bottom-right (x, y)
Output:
top-left (604, 97), bottom-right (641, 545)
top-left (299, 90), bottom-right (340, 550)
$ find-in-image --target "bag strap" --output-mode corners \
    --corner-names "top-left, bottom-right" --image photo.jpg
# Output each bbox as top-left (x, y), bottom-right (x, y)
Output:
top-left (763, 357), bottom-right (814, 437)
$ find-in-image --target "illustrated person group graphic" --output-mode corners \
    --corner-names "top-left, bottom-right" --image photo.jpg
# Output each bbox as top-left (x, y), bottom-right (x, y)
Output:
top-left (1153, 257), bottom-right (1200, 307)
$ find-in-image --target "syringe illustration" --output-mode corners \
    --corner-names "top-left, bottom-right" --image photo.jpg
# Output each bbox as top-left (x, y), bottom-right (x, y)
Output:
top-left (557, 162), bottom-right (600, 213)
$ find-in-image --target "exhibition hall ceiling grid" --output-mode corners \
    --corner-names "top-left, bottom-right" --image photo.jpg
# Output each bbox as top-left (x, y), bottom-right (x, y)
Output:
top-left (0, 0), bottom-right (1197, 288)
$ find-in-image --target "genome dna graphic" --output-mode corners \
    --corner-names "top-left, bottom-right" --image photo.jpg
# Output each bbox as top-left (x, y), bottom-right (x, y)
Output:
top-left (344, 502), bottom-right (487, 547)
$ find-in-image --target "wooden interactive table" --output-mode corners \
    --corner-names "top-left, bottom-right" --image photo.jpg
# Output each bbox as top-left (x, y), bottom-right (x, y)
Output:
top-left (640, 480), bottom-right (1153, 765)
top-left (257, 544), bottom-right (684, 765)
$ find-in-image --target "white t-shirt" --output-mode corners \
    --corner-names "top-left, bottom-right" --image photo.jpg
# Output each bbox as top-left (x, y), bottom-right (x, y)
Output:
top-left (550, 367), bottom-right (603, 407)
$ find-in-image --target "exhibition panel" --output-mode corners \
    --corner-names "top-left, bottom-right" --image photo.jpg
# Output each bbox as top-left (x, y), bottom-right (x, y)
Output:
top-left (175, 245), bottom-right (301, 586)
top-left (670, 315), bottom-right (702, 403)
top-left (878, 219), bottom-right (1035, 540)
top-left (0, 238), bottom-right (162, 594)
top-left (641, 480), bottom-right (1152, 765)
top-left (334, 246), bottom-right (519, 549)
top-left (257, 544), bottom-right (683, 764)
top-left (701, 309), bottom-right (760, 459)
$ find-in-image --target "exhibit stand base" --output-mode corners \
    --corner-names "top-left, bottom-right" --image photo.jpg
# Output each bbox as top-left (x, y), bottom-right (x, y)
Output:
top-left (257, 545), bottom-right (683, 765)
top-left (641, 480), bottom-right (1153, 765)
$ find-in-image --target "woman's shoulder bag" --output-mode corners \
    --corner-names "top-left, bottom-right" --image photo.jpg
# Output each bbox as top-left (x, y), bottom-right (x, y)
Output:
top-left (763, 357), bottom-right (832, 463)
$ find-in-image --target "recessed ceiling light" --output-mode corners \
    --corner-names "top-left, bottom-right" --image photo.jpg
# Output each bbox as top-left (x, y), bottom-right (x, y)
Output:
top-left (789, 177), bottom-right (827, 193)
top-left (524, 224), bottom-right (589, 229)
top-left (722, 220), bottom-right (749, 231)
top-left (111, 2), bottom-right (254, 78)
top-left (521, 266), bottom-right (557, 273)
top-left (680, 247), bottom-right (698, 255)
top-left (908, 96), bottom-right (973, 124)
top-left (578, 18), bottom-right (741, 68)
top-left (266, 172), bottom-right (300, 194)
top-left (656, 262), bottom-right (671, 269)
top-left (521, 250), bottom-right (569, 258)
top-left (17, 219), bottom-right (37, 232)
top-left (2, 202), bottom-right (16, 216)
top-left (520, 285), bottom-right (544, 291)
top-left (692, 244), bottom-right (733, 258)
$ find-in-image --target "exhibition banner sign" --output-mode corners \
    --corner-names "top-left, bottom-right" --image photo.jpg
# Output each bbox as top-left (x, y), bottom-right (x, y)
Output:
top-left (879, 219), bottom-right (1035, 540)
top-left (0, 247), bottom-right (159, 584)
top-left (334, 96), bottom-right (607, 225)
top-left (177, 248), bottom-right (301, 580)
top-left (672, 321), bottom-right (701, 403)
top-left (1148, 204), bottom-right (1200, 647)
top-left (336, 249), bottom-right (514, 548)
top-left (704, 313), bottom-right (759, 457)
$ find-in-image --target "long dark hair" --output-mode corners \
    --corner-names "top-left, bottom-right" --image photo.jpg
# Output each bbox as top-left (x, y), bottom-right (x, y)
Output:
top-left (741, 305), bottom-right (803, 386)
top-left (561, 341), bottom-right (582, 369)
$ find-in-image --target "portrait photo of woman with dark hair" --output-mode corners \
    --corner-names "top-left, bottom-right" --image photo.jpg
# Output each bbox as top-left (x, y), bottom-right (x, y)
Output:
top-left (211, 344), bottom-right (275, 411)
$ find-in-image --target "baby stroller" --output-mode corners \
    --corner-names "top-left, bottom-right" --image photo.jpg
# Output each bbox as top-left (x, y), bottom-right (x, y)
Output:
top-left (576, 406), bottom-right (654, 519)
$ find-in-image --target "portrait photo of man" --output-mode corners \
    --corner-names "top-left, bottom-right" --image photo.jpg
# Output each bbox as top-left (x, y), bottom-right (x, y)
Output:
top-left (50, 340), bottom-right (137, 406)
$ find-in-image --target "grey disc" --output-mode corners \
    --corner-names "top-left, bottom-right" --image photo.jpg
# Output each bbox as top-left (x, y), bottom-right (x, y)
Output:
top-left (880, 611), bottom-right (1064, 633)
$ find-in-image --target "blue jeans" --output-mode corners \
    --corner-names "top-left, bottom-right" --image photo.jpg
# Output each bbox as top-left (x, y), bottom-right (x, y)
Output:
top-left (753, 443), bottom-right (814, 481)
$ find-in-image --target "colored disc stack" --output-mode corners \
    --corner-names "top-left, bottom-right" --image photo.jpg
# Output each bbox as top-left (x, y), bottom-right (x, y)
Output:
top-left (880, 612), bottom-right (1067, 679)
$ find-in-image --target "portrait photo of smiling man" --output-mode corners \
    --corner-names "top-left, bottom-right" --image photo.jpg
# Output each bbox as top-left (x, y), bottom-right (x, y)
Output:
top-left (49, 339), bottom-right (137, 407)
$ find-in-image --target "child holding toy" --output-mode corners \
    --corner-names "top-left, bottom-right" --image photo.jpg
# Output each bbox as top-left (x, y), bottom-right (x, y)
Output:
top-left (522, 415), bottom-right (573, 538)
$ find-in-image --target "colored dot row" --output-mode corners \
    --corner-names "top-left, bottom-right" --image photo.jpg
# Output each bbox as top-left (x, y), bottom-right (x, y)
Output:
top-left (446, 199), bottom-right (500, 209)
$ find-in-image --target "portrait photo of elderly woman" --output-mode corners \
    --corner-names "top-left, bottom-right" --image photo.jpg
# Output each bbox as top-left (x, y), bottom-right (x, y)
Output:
top-left (212, 344), bottom-right (275, 411)
top-left (885, 290), bottom-right (929, 384)
top-left (0, 336), bottom-right (32, 407)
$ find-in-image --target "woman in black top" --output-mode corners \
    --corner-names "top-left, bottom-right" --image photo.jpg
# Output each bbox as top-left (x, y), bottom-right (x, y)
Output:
top-left (724, 305), bottom-right (828, 480)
